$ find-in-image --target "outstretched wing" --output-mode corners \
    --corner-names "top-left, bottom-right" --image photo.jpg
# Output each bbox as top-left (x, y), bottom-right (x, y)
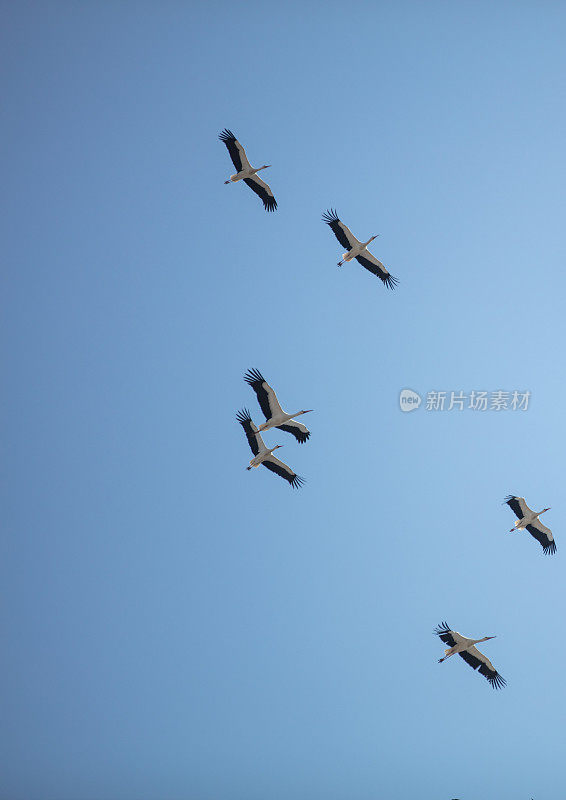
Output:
top-left (322, 209), bottom-right (357, 250)
top-left (434, 621), bottom-right (458, 648)
top-left (262, 456), bottom-right (305, 489)
top-left (503, 495), bottom-right (529, 519)
top-left (460, 646), bottom-right (506, 689)
top-left (243, 175), bottom-right (277, 212)
top-left (525, 520), bottom-right (556, 555)
top-left (219, 128), bottom-right (251, 172)
top-left (276, 420), bottom-right (310, 444)
top-left (355, 251), bottom-right (399, 289)
top-left (236, 408), bottom-right (260, 456)
top-left (244, 368), bottom-right (283, 420)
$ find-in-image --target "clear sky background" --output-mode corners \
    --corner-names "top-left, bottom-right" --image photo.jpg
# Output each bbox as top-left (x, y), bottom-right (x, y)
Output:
top-left (2, 2), bottom-right (566, 798)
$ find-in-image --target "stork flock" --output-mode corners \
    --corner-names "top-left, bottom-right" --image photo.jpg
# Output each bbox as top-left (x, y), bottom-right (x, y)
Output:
top-left (220, 128), bottom-right (557, 692)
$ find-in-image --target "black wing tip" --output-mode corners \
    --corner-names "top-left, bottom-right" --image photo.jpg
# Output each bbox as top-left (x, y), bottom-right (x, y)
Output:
top-left (503, 495), bottom-right (517, 504)
top-left (290, 474), bottom-right (306, 489)
top-left (543, 541), bottom-right (557, 555)
top-left (383, 273), bottom-right (399, 290)
top-left (322, 208), bottom-right (340, 224)
top-left (219, 128), bottom-right (236, 142)
top-left (488, 673), bottom-right (507, 690)
top-left (244, 368), bottom-right (265, 386)
top-left (275, 424), bottom-right (311, 444)
top-left (433, 621), bottom-right (452, 636)
top-left (243, 178), bottom-right (277, 211)
top-left (236, 407), bottom-right (253, 425)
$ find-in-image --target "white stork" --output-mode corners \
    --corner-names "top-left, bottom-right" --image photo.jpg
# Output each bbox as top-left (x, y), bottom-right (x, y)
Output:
top-left (219, 129), bottom-right (277, 212)
top-left (244, 368), bottom-right (312, 443)
top-left (236, 409), bottom-right (305, 488)
top-left (434, 622), bottom-right (506, 690)
top-left (322, 209), bottom-right (399, 289)
top-left (504, 496), bottom-right (556, 554)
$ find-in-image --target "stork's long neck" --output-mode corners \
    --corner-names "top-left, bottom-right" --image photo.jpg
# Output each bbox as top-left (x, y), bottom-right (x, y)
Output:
top-left (289, 410), bottom-right (312, 419)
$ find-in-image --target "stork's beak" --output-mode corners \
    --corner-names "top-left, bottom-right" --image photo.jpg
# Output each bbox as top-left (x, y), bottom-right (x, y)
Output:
top-left (486, 636), bottom-right (496, 640)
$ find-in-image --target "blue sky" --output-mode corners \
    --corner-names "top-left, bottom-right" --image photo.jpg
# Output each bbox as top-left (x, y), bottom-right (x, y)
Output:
top-left (2, 2), bottom-right (566, 798)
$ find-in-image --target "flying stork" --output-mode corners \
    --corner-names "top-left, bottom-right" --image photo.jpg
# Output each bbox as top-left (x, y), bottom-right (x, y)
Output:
top-left (244, 368), bottom-right (312, 444)
top-left (219, 129), bottom-right (277, 212)
top-left (434, 622), bottom-right (506, 689)
top-left (503, 496), bottom-right (556, 554)
top-left (236, 409), bottom-right (305, 488)
top-left (322, 209), bottom-right (399, 289)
